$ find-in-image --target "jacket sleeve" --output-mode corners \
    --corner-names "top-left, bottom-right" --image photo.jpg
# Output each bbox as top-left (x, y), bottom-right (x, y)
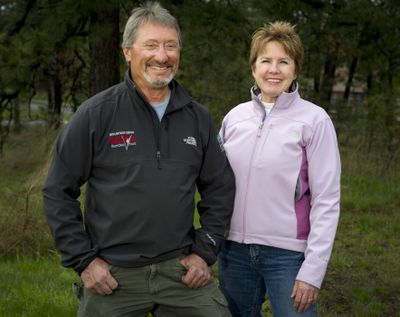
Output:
top-left (296, 117), bottom-right (341, 288)
top-left (42, 105), bottom-right (99, 274)
top-left (191, 112), bottom-right (235, 266)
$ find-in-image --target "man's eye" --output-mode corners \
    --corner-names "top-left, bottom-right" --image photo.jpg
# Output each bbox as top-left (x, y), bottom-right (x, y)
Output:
top-left (144, 43), bottom-right (157, 49)
top-left (165, 43), bottom-right (178, 50)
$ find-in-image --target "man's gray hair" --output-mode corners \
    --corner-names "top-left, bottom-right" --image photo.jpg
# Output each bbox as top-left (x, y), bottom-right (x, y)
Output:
top-left (122, 1), bottom-right (182, 48)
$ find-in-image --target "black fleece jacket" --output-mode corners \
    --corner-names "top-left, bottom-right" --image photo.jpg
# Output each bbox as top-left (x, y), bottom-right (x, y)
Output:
top-left (43, 72), bottom-right (235, 274)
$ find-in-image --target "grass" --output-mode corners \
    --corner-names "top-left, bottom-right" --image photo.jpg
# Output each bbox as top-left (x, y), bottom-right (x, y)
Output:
top-left (319, 204), bottom-right (399, 316)
top-left (0, 125), bottom-right (56, 256)
top-left (0, 125), bottom-right (399, 316)
top-left (316, 147), bottom-right (400, 317)
top-left (0, 255), bottom-right (78, 317)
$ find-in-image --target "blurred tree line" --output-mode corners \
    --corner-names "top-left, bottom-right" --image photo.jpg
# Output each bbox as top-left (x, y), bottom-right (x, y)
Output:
top-left (0, 0), bottom-right (399, 168)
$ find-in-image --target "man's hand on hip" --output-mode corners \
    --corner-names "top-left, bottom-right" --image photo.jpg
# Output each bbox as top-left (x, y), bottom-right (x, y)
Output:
top-left (81, 257), bottom-right (118, 295)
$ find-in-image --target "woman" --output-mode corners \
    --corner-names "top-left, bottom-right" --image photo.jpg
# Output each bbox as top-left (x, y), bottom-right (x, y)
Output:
top-left (218, 21), bottom-right (341, 317)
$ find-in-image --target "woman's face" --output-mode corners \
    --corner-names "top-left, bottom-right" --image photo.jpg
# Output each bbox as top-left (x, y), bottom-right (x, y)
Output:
top-left (252, 40), bottom-right (296, 103)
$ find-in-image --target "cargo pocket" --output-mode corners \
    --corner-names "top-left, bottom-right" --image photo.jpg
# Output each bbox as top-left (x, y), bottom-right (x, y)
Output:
top-left (211, 286), bottom-right (230, 317)
top-left (72, 281), bottom-right (83, 300)
top-left (77, 287), bottom-right (98, 317)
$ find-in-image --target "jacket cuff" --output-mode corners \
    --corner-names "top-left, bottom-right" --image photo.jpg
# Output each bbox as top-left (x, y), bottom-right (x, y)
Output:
top-left (190, 231), bottom-right (219, 266)
top-left (296, 254), bottom-right (328, 289)
top-left (190, 243), bottom-right (216, 266)
top-left (75, 255), bottom-right (98, 276)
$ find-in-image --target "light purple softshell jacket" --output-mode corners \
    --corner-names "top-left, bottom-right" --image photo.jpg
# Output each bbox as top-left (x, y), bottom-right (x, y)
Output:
top-left (220, 85), bottom-right (341, 288)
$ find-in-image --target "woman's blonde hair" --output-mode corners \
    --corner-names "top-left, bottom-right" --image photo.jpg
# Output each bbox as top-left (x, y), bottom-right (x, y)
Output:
top-left (249, 21), bottom-right (304, 76)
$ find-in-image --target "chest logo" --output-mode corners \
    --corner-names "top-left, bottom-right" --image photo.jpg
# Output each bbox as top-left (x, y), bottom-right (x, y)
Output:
top-left (109, 131), bottom-right (136, 150)
top-left (183, 136), bottom-right (197, 147)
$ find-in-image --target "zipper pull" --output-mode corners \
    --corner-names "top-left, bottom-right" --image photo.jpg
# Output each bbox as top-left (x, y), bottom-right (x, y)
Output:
top-left (257, 120), bottom-right (264, 137)
top-left (156, 151), bottom-right (162, 169)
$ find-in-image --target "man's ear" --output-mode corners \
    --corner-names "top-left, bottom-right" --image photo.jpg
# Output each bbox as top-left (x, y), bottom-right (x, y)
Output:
top-left (123, 47), bottom-right (132, 63)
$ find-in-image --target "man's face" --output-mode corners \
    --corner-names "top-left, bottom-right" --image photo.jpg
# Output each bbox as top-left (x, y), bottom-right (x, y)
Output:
top-left (123, 22), bottom-right (180, 93)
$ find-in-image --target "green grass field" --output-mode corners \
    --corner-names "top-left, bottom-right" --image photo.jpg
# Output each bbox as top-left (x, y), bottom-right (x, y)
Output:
top-left (0, 255), bottom-right (78, 317)
top-left (0, 126), bottom-right (399, 316)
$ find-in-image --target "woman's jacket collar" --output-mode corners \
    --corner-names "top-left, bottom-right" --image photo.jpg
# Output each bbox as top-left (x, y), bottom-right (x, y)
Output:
top-left (250, 81), bottom-right (300, 113)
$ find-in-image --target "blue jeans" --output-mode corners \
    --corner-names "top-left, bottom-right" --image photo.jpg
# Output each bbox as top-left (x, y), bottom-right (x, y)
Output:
top-left (218, 241), bottom-right (316, 317)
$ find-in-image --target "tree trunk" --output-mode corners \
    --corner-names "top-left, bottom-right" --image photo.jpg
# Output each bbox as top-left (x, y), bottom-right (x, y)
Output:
top-left (317, 33), bottom-right (340, 111)
top-left (0, 96), bottom-right (15, 158)
top-left (344, 57), bottom-right (358, 102)
top-left (319, 57), bottom-right (336, 111)
top-left (13, 99), bottom-right (21, 133)
top-left (89, 1), bottom-right (120, 96)
top-left (46, 72), bottom-right (54, 119)
top-left (53, 67), bottom-right (62, 128)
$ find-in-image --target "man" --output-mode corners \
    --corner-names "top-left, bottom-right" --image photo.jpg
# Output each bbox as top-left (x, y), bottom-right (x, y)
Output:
top-left (43, 2), bottom-right (235, 316)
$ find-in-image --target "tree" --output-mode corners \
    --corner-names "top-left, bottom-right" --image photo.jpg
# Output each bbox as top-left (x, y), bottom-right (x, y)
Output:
top-left (0, 0), bottom-right (39, 155)
top-left (168, 0), bottom-right (253, 124)
top-left (88, 0), bottom-right (120, 96)
top-left (0, 0), bottom-right (123, 132)
top-left (0, 0), bottom-right (399, 166)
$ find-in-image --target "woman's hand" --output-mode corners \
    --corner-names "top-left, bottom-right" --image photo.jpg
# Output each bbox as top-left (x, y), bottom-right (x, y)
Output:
top-left (291, 280), bottom-right (319, 312)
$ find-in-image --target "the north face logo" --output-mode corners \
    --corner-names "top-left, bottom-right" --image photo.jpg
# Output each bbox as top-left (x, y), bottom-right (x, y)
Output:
top-left (109, 131), bottom-right (136, 150)
top-left (183, 136), bottom-right (197, 147)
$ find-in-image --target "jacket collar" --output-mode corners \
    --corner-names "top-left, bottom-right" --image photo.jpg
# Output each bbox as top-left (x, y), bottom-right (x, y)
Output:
top-left (250, 82), bottom-right (300, 114)
top-left (124, 70), bottom-right (192, 114)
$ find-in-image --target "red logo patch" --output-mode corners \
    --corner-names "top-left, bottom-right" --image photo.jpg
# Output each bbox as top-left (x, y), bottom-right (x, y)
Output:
top-left (109, 131), bottom-right (136, 150)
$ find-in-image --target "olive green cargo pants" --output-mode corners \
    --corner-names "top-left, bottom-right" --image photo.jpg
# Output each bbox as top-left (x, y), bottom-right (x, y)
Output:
top-left (77, 257), bottom-right (231, 317)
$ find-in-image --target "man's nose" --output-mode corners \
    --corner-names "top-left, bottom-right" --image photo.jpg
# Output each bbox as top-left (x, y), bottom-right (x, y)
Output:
top-left (154, 45), bottom-right (169, 62)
